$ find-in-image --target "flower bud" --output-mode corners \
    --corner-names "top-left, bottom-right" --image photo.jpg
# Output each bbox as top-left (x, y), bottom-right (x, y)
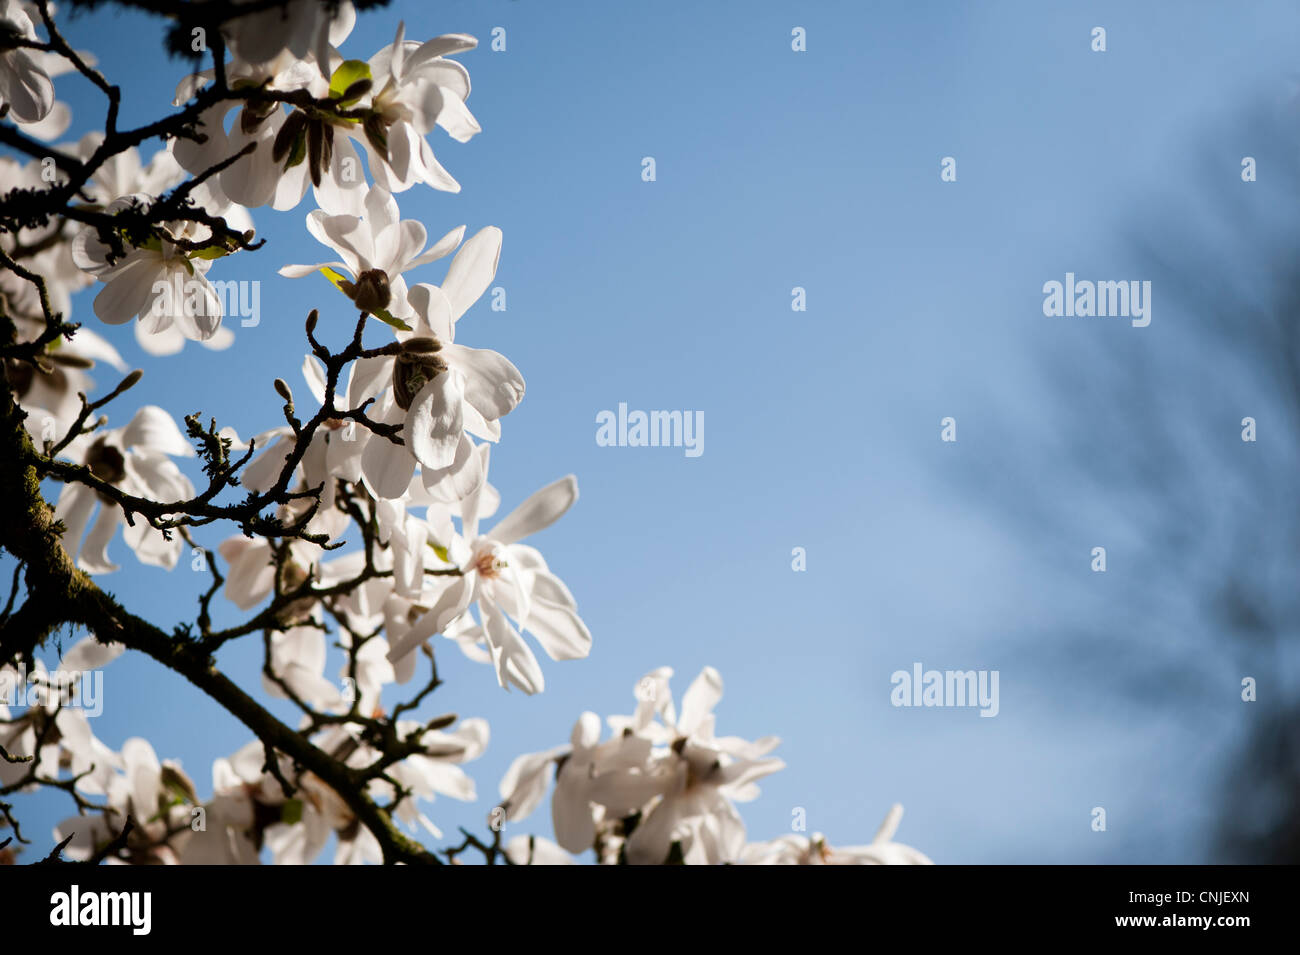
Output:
top-left (392, 351), bottom-right (449, 410)
top-left (401, 336), bottom-right (441, 355)
top-left (240, 100), bottom-right (277, 134)
top-left (272, 110), bottom-right (307, 164)
top-left (50, 352), bottom-right (94, 370)
top-left (363, 113), bottom-right (389, 160)
top-left (274, 559), bottom-right (316, 627)
top-left (159, 764), bottom-right (199, 805)
top-left (339, 78), bottom-right (372, 102)
top-left (340, 268), bottom-right (391, 314)
top-left (86, 437), bottom-right (126, 485)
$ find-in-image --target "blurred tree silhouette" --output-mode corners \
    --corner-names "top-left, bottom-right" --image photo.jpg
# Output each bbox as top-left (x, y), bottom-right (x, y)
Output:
top-left (964, 98), bottom-right (1300, 863)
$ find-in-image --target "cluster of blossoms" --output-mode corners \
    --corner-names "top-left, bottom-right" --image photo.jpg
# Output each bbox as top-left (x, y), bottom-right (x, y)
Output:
top-left (0, 2), bottom-right (927, 864)
top-left (3, 636), bottom-right (490, 864)
top-left (496, 666), bottom-right (931, 865)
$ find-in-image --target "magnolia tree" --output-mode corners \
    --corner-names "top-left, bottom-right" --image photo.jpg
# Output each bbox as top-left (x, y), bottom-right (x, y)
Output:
top-left (0, 0), bottom-right (929, 865)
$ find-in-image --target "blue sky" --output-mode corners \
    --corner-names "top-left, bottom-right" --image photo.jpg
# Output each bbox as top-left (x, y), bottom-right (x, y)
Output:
top-left (7, 0), bottom-right (1300, 863)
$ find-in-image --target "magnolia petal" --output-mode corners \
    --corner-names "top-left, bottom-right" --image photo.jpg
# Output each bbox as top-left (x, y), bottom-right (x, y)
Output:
top-left (407, 34), bottom-right (478, 69)
top-left (444, 344), bottom-right (524, 421)
top-left (552, 779), bottom-right (597, 854)
top-left (58, 637), bottom-right (124, 673)
top-left (441, 226), bottom-right (501, 322)
top-left (506, 835), bottom-right (575, 866)
top-left (223, 542), bottom-right (275, 610)
top-left (302, 354), bottom-right (328, 406)
top-left (406, 282), bottom-right (454, 342)
top-left (278, 261), bottom-right (348, 279)
top-left (361, 430), bottom-right (417, 500)
top-left (16, 99), bottom-right (70, 141)
top-left (0, 49), bottom-right (55, 124)
top-left (421, 432), bottom-right (485, 504)
top-left (92, 259), bottom-right (158, 325)
top-left (435, 89), bottom-right (481, 143)
top-left (121, 405), bottom-right (192, 457)
top-left (488, 475), bottom-right (578, 546)
top-left (385, 573), bottom-right (472, 663)
top-left (524, 598), bottom-right (592, 662)
top-left (134, 319), bottom-right (185, 356)
top-left (66, 328), bottom-right (127, 372)
top-left (346, 356), bottom-right (393, 411)
top-left (484, 606), bottom-right (544, 695)
top-left (78, 505), bottom-right (122, 575)
top-left (241, 435), bottom-right (294, 493)
top-left (121, 518), bottom-right (183, 570)
top-left (679, 666), bottom-right (724, 737)
top-left (200, 324), bottom-right (236, 351)
top-left (404, 371), bottom-right (463, 470)
top-left (54, 483), bottom-right (96, 561)
top-left (407, 225), bottom-right (465, 271)
top-left (498, 745), bottom-right (567, 819)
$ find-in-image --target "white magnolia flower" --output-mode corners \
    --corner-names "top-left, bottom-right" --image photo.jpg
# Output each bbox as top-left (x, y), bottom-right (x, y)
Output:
top-left (353, 227), bottom-right (522, 501)
top-left (496, 708), bottom-right (654, 858)
top-left (9, 44), bottom-right (95, 139)
top-left (9, 323), bottom-right (127, 436)
top-left (54, 737), bottom-right (199, 864)
top-left (0, 0), bottom-right (54, 125)
top-left (358, 24), bottom-right (480, 194)
top-left (741, 805), bottom-right (934, 865)
top-left (498, 741), bottom-right (572, 822)
top-left (227, 353), bottom-right (376, 536)
top-left (339, 624), bottom-right (396, 715)
top-left (54, 405), bottom-right (195, 573)
top-left (386, 453), bottom-right (590, 695)
top-left (279, 185), bottom-right (462, 323)
top-left (0, 636), bottom-right (122, 794)
top-left (71, 195), bottom-right (229, 346)
top-left (263, 625), bottom-right (342, 711)
top-left (383, 717), bottom-right (488, 838)
top-left (77, 133), bottom-right (187, 205)
top-left (492, 668), bottom-right (783, 864)
top-left (221, 0), bottom-right (355, 75)
top-left (215, 506), bottom-right (350, 622)
top-left (171, 54), bottom-right (366, 216)
top-left (179, 756), bottom-right (260, 865)
top-left (593, 667), bottom-right (784, 865)
top-left (0, 157), bottom-right (95, 342)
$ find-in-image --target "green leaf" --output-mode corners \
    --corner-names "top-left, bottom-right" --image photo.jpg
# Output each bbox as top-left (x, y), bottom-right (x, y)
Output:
top-left (329, 60), bottom-right (371, 101)
top-left (319, 266), bottom-right (349, 291)
top-left (189, 245), bottom-right (228, 260)
top-left (427, 541), bottom-right (450, 563)
top-left (284, 127), bottom-right (308, 170)
top-left (371, 307), bottom-right (411, 332)
top-left (318, 268), bottom-right (413, 330)
top-left (281, 799), bottom-right (304, 826)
